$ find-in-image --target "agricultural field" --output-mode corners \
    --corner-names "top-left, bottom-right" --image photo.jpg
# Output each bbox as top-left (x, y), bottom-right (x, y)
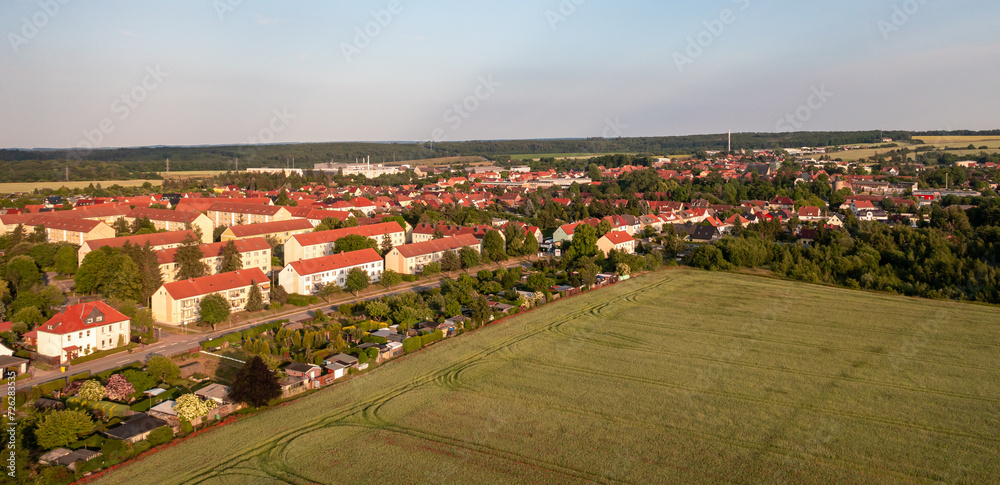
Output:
top-left (158, 171), bottom-right (227, 179)
top-left (95, 270), bottom-right (1000, 484)
top-left (391, 156), bottom-right (487, 167)
top-left (0, 180), bottom-right (159, 194)
top-left (831, 136), bottom-right (1000, 162)
top-left (509, 153), bottom-right (630, 161)
top-left (913, 135), bottom-right (1000, 149)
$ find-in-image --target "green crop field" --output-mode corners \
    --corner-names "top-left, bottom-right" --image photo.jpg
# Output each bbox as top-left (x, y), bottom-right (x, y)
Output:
top-left (95, 270), bottom-right (1000, 484)
top-left (0, 180), bottom-right (160, 194)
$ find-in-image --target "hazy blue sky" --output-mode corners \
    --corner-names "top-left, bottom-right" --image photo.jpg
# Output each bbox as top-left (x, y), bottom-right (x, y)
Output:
top-left (1, 0), bottom-right (997, 149)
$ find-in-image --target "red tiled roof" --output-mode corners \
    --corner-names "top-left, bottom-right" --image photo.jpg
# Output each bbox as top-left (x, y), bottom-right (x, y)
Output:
top-left (128, 207), bottom-right (202, 223)
top-left (394, 234), bottom-right (480, 258)
top-left (38, 301), bottom-right (130, 336)
top-left (162, 268), bottom-right (269, 300)
top-left (208, 201), bottom-right (285, 216)
top-left (227, 219), bottom-right (314, 238)
top-left (290, 222), bottom-right (404, 247)
top-left (287, 248), bottom-right (382, 276)
top-left (25, 214), bottom-right (105, 232)
top-left (602, 231), bottom-right (634, 245)
top-left (85, 231), bottom-right (195, 251)
top-left (156, 237), bottom-right (271, 264)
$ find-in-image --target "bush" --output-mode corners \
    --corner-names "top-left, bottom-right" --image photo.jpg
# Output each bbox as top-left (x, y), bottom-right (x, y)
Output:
top-left (180, 420), bottom-right (194, 435)
top-left (131, 440), bottom-right (152, 456)
top-left (38, 379), bottom-right (67, 397)
top-left (69, 371), bottom-right (91, 383)
top-left (401, 274), bottom-right (417, 282)
top-left (402, 337), bottom-right (422, 353)
top-left (421, 329), bottom-right (444, 346)
top-left (146, 426), bottom-right (174, 447)
top-left (101, 439), bottom-right (126, 465)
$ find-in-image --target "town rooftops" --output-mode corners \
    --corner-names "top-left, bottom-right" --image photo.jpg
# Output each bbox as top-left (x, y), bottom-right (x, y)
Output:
top-left (393, 234), bottom-right (480, 259)
top-left (128, 207), bottom-right (203, 223)
top-left (286, 248), bottom-right (382, 276)
top-left (208, 201), bottom-right (285, 215)
top-left (24, 214), bottom-right (104, 232)
top-left (38, 301), bottom-right (129, 336)
top-left (85, 231), bottom-right (196, 252)
top-left (161, 268), bottom-right (269, 300)
top-left (227, 219), bottom-right (313, 238)
top-left (105, 414), bottom-right (169, 441)
top-left (289, 222), bottom-right (404, 247)
top-left (156, 237), bottom-right (270, 265)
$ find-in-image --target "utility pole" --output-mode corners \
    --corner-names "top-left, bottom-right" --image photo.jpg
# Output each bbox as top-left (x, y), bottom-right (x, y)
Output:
top-left (65, 165), bottom-right (69, 182)
top-left (166, 158), bottom-right (170, 173)
top-left (235, 157), bottom-right (239, 171)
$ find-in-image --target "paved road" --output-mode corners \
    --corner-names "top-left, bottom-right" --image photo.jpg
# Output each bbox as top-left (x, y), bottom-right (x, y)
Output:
top-left (17, 260), bottom-right (534, 391)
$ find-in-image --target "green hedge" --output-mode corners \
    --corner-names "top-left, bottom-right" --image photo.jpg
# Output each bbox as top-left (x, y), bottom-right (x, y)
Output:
top-left (242, 321), bottom-right (282, 340)
top-left (402, 337), bottom-right (422, 353)
top-left (37, 379), bottom-right (67, 397)
top-left (96, 361), bottom-right (143, 382)
top-left (401, 274), bottom-right (417, 282)
top-left (70, 344), bottom-right (137, 365)
top-left (286, 294), bottom-right (318, 307)
top-left (421, 329), bottom-right (444, 346)
top-left (68, 371), bottom-right (91, 383)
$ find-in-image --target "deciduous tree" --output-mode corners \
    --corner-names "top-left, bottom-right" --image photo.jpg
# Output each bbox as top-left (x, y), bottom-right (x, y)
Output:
top-left (35, 410), bottom-right (94, 450)
top-left (345, 268), bottom-right (370, 296)
top-left (230, 356), bottom-right (281, 407)
top-left (199, 293), bottom-right (230, 330)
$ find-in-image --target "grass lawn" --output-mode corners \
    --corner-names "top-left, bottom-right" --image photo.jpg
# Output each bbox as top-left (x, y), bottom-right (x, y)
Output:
top-left (94, 269), bottom-right (1000, 484)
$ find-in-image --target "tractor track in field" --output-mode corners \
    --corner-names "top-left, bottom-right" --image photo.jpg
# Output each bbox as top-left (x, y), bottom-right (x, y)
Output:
top-left (171, 274), bottom-right (680, 484)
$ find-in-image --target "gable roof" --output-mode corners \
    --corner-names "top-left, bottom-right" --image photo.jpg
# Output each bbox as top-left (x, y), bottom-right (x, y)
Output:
top-left (227, 219), bottom-right (313, 238)
top-left (161, 268), bottom-right (269, 300)
top-left (128, 207), bottom-right (203, 223)
top-left (286, 248), bottom-right (382, 276)
top-left (393, 234), bottom-right (480, 258)
top-left (156, 238), bottom-right (271, 265)
top-left (39, 301), bottom-right (129, 336)
top-left (85, 231), bottom-right (195, 252)
top-left (208, 201), bottom-right (285, 216)
top-left (289, 222), bottom-right (404, 247)
top-left (601, 231), bottom-right (634, 245)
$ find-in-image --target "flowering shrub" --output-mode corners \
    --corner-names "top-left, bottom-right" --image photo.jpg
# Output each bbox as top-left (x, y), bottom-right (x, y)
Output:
top-left (173, 394), bottom-right (218, 422)
top-left (77, 380), bottom-right (106, 402)
top-left (105, 374), bottom-right (136, 402)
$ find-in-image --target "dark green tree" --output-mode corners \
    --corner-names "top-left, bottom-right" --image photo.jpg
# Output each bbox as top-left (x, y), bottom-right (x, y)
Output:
top-left (334, 234), bottom-right (378, 254)
top-left (245, 282), bottom-right (265, 312)
top-left (345, 267), bottom-right (370, 296)
top-left (220, 240), bottom-right (243, 272)
top-left (482, 230), bottom-right (507, 262)
top-left (440, 250), bottom-right (461, 272)
top-left (230, 356), bottom-right (282, 407)
top-left (198, 293), bottom-right (230, 330)
top-left (459, 246), bottom-right (480, 271)
top-left (175, 235), bottom-right (208, 280)
top-left (379, 269), bottom-right (402, 289)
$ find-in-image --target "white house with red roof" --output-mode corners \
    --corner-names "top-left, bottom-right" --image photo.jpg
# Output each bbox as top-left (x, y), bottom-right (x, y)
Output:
top-left (34, 301), bottom-right (131, 364)
top-left (384, 234), bottom-right (482, 275)
top-left (596, 231), bottom-right (636, 255)
top-left (151, 268), bottom-right (270, 325)
top-left (278, 248), bottom-right (383, 295)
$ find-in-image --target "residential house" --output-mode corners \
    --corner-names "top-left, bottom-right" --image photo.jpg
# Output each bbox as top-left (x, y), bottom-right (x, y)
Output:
top-left (278, 248), bottom-right (383, 295)
top-left (157, 238), bottom-right (272, 283)
top-left (79, 230), bottom-right (196, 264)
top-left (206, 201), bottom-right (292, 227)
top-left (220, 219), bottom-right (314, 244)
top-left (125, 208), bottom-right (213, 243)
top-left (383, 234), bottom-right (482, 275)
top-left (283, 222), bottom-right (405, 263)
top-left (151, 268), bottom-right (270, 325)
top-left (596, 231), bottom-right (636, 255)
top-left (34, 301), bottom-right (131, 365)
top-left (19, 214), bottom-right (115, 245)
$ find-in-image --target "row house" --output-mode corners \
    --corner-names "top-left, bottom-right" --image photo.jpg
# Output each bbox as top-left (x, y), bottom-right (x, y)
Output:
top-left (384, 234), bottom-right (482, 275)
top-left (220, 219), bottom-right (314, 244)
top-left (78, 230), bottom-right (196, 264)
top-left (409, 223), bottom-right (500, 244)
top-left (157, 237), bottom-right (272, 283)
top-left (283, 222), bottom-right (406, 263)
top-left (151, 268), bottom-right (270, 325)
top-left (277, 248), bottom-right (384, 295)
top-left (3, 214), bottom-right (115, 246)
top-left (30, 301), bottom-right (131, 365)
top-left (206, 201), bottom-right (292, 227)
top-left (124, 208), bottom-right (213, 244)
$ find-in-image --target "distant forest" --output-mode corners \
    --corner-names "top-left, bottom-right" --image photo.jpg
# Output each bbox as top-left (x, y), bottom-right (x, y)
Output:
top-left (0, 129), bottom-right (989, 183)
